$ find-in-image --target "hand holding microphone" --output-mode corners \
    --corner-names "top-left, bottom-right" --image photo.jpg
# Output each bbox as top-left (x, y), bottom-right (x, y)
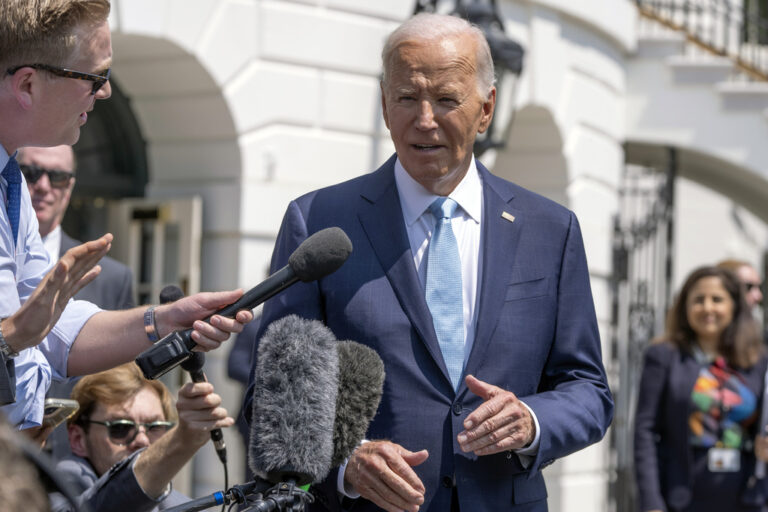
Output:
top-left (160, 285), bottom-right (230, 465)
top-left (136, 227), bottom-right (353, 380)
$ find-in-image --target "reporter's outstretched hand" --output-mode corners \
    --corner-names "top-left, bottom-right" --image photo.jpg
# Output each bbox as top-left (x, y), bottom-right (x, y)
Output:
top-left (134, 381), bottom-right (234, 499)
top-left (3, 233), bottom-right (111, 353)
top-left (174, 381), bottom-right (234, 446)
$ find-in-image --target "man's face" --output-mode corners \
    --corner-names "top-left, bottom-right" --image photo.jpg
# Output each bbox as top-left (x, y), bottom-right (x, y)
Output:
top-left (381, 33), bottom-right (495, 195)
top-left (18, 145), bottom-right (75, 237)
top-left (36, 21), bottom-right (112, 146)
top-left (737, 264), bottom-right (763, 309)
top-left (71, 387), bottom-right (167, 476)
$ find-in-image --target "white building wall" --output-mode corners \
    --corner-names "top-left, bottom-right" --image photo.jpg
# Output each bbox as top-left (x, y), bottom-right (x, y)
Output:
top-left (105, 2), bottom-right (768, 511)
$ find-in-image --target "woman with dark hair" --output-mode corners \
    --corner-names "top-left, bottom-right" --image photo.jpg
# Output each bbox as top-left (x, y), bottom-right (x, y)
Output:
top-left (634, 265), bottom-right (768, 512)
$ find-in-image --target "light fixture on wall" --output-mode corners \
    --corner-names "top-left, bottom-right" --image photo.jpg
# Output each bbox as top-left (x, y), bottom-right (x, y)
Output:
top-left (413, 0), bottom-right (525, 157)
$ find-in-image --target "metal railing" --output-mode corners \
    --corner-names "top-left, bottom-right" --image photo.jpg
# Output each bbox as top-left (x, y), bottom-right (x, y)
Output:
top-left (637, 0), bottom-right (768, 81)
top-left (609, 149), bottom-right (678, 512)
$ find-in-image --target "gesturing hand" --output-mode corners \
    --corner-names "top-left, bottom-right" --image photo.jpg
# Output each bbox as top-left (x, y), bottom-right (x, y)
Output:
top-left (457, 374), bottom-right (535, 455)
top-left (4, 233), bottom-right (111, 352)
top-left (344, 440), bottom-right (429, 512)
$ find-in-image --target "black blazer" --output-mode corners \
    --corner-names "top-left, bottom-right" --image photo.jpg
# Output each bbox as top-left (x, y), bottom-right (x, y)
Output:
top-left (634, 342), bottom-right (768, 511)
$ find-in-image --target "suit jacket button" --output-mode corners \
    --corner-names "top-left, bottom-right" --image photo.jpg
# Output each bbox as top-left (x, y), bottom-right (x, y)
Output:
top-left (452, 402), bottom-right (462, 415)
top-left (442, 476), bottom-right (454, 488)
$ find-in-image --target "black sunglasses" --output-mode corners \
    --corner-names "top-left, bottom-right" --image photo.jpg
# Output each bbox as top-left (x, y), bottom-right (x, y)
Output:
top-left (85, 418), bottom-right (175, 445)
top-left (19, 164), bottom-right (74, 189)
top-left (7, 63), bottom-right (111, 95)
top-left (745, 282), bottom-right (762, 292)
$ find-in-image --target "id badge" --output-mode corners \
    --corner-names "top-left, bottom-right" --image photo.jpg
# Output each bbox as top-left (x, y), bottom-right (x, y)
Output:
top-left (708, 447), bottom-right (740, 472)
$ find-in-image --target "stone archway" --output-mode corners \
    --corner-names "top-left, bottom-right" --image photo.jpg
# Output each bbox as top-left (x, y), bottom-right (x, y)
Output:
top-left (105, 30), bottom-right (245, 496)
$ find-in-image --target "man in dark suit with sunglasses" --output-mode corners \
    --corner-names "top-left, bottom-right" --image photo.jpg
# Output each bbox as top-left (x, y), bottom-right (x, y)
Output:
top-left (52, 362), bottom-right (233, 512)
top-left (18, 145), bottom-right (134, 314)
top-left (18, 144), bottom-right (135, 457)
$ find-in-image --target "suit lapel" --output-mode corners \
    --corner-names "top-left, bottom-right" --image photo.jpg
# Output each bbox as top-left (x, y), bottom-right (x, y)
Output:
top-left (357, 159), bottom-right (451, 385)
top-left (461, 166), bottom-right (524, 392)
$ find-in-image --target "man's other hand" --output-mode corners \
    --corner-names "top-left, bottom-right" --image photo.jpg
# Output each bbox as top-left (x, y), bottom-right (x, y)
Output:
top-left (345, 440), bottom-right (428, 512)
top-left (458, 374), bottom-right (535, 455)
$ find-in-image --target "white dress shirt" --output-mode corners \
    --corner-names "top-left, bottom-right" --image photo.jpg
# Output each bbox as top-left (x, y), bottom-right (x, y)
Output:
top-left (0, 147), bottom-right (101, 428)
top-left (41, 224), bottom-right (63, 262)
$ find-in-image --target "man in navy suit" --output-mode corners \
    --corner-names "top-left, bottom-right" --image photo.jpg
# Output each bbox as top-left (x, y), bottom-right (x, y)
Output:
top-left (247, 13), bottom-right (612, 512)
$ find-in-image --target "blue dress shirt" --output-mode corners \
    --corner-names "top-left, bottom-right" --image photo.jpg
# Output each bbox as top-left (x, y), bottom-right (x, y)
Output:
top-left (0, 147), bottom-right (101, 428)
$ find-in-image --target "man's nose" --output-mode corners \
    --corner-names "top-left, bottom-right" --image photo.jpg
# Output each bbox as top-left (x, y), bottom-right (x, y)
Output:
top-left (96, 79), bottom-right (112, 100)
top-left (129, 427), bottom-right (151, 450)
top-left (31, 171), bottom-right (51, 191)
top-left (415, 100), bottom-right (437, 130)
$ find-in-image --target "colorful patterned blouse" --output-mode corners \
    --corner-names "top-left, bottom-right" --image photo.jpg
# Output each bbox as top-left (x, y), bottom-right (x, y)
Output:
top-left (689, 356), bottom-right (758, 449)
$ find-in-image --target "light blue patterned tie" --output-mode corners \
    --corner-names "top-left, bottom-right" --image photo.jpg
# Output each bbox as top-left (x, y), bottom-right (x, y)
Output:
top-left (2, 157), bottom-right (21, 247)
top-left (426, 197), bottom-right (464, 390)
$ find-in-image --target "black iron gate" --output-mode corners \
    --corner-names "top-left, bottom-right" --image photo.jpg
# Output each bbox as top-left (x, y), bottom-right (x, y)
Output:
top-left (609, 148), bottom-right (678, 512)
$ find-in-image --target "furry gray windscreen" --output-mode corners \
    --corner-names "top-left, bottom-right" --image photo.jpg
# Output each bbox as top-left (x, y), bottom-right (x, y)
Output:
top-left (332, 340), bottom-right (385, 468)
top-left (248, 315), bottom-right (338, 485)
top-left (288, 227), bottom-right (353, 282)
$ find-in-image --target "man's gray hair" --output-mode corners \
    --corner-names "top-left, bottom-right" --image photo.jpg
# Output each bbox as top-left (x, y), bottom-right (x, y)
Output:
top-left (381, 12), bottom-right (495, 97)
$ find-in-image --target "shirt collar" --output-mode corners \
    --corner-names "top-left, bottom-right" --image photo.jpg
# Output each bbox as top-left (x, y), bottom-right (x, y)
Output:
top-left (394, 156), bottom-right (483, 226)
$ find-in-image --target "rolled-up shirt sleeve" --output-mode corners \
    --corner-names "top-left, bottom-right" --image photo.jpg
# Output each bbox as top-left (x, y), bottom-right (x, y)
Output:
top-left (40, 300), bottom-right (102, 381)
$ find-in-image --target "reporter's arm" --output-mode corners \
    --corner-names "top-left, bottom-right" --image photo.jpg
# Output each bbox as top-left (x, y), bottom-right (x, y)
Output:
top-left (133, 381), bottom-right (234, 498)
top-left (67, 290), bottom-right (253, 377)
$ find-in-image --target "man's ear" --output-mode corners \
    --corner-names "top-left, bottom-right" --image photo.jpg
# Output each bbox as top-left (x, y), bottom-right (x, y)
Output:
top-left (68, 424), bottom-right (89, 458)
top-left (8, 67), bottom-right (37, 110)
top-left (477, 87), bottom-right (496, 134)
top-left (380, 82), bottom-right (391, 130)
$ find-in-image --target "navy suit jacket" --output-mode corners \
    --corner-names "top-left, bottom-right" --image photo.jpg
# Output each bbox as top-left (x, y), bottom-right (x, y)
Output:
top-left (245, 155), bottom-right (613, 511)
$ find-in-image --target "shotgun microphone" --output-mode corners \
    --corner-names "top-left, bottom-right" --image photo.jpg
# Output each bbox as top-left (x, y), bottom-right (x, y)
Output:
top-left (248, 315), bottom-right (338, 486)
top-left (136, 227), bottom-right (353, 380)
top-left (331, 341), bottom-right (385, 467)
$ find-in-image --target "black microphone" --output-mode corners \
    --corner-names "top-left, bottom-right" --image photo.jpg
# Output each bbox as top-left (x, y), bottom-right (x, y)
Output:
top-left (136, 227), bottom-right (353, 380)
top-left (158, 284), bottom-right (230, 466)
top-left (159, 284), bottom-right (185, 305)
top-left (248, 315), bottom-right (339, 486)
top-left (180, 351), bottom-right (228, 464)
top-left (331, 341), bottom-right (385, 467)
